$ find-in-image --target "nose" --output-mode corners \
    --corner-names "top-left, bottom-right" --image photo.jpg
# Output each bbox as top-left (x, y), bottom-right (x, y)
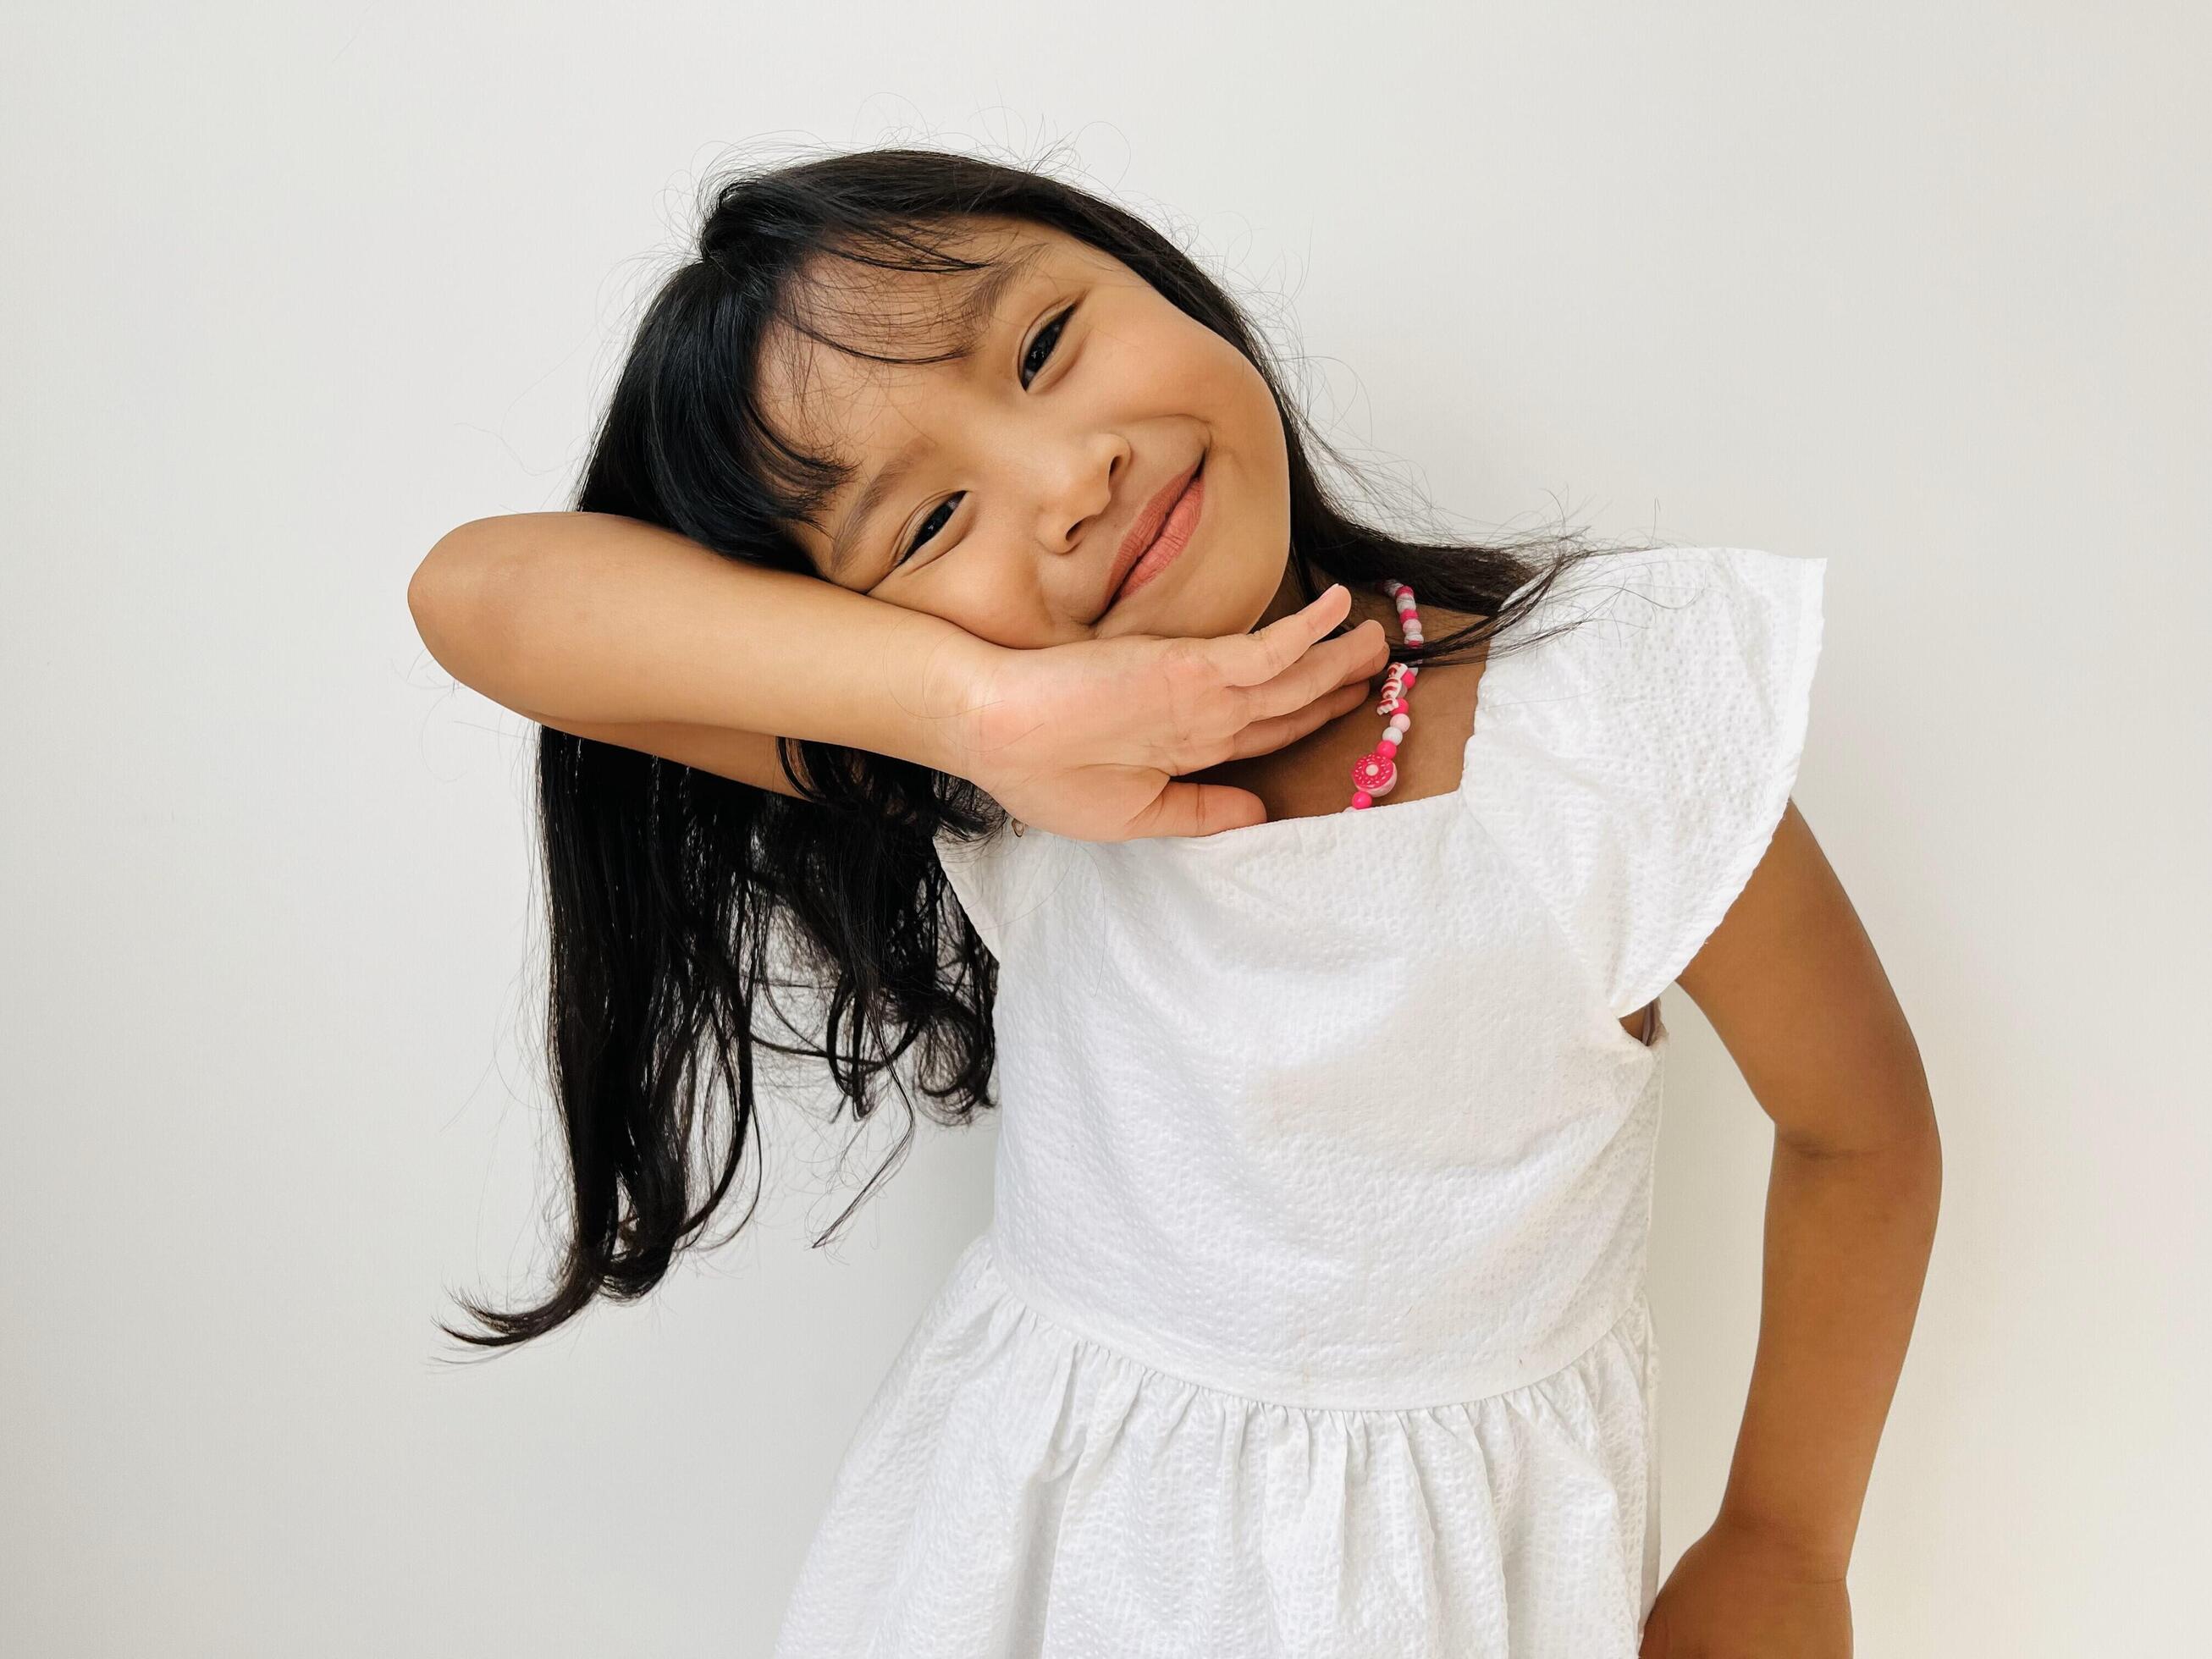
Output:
top-left (1037, 430), bottom-right (1133, 554)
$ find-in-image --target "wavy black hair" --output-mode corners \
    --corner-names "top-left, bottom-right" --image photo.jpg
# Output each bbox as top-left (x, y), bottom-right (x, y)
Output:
top-left (440, 143), bottom-right (1615, 1351)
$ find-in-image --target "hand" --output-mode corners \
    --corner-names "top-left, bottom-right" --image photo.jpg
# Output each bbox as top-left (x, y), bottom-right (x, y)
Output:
top-left (929, 584), bottom-right (1389, 841)
top-left (1639, 1515), bottom-right (1852, 1657)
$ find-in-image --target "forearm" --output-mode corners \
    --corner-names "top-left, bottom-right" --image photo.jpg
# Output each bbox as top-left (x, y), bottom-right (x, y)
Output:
top-left (1714, 1115), bottom-right (1942, 1574)
top-left (408, 511), bottom-right (990, 773)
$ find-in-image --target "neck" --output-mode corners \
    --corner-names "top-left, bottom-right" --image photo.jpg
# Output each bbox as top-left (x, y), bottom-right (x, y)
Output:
top-left (1255, 560), bottom-right (1395, 634)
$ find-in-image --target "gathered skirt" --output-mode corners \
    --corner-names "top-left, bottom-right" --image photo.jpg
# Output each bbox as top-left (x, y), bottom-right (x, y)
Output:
top-left (770, 1231), bottom-right (1662, 1659)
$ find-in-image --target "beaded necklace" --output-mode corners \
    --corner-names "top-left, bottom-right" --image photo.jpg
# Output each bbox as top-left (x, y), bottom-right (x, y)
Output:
top-left (1007, 580), bottom-right (1425, 836)
top-left (1346, 579), bottom-right (1424, 810)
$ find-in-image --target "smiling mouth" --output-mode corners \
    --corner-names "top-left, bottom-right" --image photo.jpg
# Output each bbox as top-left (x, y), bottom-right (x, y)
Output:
top-left (1108, 461), bottom-right (1206, 611)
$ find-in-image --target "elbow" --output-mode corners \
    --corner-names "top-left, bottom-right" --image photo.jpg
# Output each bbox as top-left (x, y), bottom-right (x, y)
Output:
top-left (405, 548), bottom-right (447, 653)
top-left (408, 523), bottom-right (510, 684)
top-left (1776, 1072), bottom-right (1942, 1236)
top-left (1889, 1042), bottom-right (1942, 1175)
top-left (1776, 1041), bottom-right (1941, 1166)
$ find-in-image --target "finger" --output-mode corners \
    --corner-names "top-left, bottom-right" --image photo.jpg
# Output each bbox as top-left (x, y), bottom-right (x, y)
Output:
top-left (1236, 616), bottom-right (1387, 723)
top-left (1327, 617), bottom-right (1393, 686)
top-left (1210, 582), bottom-right (1354, 690)
top-left (1122, 780), bottom-right (1270, 841)
top-left (1222, 680), bottom-right (1369, 761)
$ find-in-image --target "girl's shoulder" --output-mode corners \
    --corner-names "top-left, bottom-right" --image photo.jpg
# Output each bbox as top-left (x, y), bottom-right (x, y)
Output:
top-left (1481, 543), bottom-right (1828, 774)
top-left (1465, 544), bottom-right (1828, 1017)
top-left (1516, 544), bottom-right (1827, 672)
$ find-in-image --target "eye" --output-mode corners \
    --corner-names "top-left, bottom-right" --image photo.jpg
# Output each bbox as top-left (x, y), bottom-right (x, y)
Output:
top-left (1020, 302), bottom-right (1077, 389)
top-left (900, 493), bottom-right (963, 559)
top-left (895, 302), bottom-right (1079, 565)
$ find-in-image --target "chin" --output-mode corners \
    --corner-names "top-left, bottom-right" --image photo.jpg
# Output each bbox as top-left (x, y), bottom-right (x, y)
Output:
top-left (1157, 576), bottom-right (1279, 642)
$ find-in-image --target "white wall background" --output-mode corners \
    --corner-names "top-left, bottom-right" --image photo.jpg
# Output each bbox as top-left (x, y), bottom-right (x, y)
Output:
top-left (5, 2), bottom-right (2205, 1652)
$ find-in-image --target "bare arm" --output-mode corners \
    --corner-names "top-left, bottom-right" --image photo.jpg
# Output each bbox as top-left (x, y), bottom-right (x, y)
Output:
top-left (407, 511), bottom-right (985, 774)
top-left (1641, 801), bottom-right (1941, 1652)
top-left (510, 711), bottom-right (810, 798)
top-left (408, 510), bottom-right (1390, 839)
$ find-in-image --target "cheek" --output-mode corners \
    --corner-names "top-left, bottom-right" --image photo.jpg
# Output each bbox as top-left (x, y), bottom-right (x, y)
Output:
top-left (1225, 349), bottom-right (1286, 450)
top-left (892, 561), bottom-right (1062, 652)
top-left (1155, 321), bottom-right (1244, 406)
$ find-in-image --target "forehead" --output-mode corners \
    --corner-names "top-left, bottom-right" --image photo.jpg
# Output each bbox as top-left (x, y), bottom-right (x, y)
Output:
top-left (765, 232), bottom-right (1022, 413)
top-left (754, 220), bottom-right (1065, 456)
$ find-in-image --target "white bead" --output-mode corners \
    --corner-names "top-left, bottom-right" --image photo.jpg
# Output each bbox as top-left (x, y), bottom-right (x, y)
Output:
top-left (1388, 713), bottom-right (1410, 735)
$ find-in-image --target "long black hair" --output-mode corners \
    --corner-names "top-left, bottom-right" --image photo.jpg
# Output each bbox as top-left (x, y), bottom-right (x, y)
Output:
top-left (440, 143), bottom-right (1613, 1351)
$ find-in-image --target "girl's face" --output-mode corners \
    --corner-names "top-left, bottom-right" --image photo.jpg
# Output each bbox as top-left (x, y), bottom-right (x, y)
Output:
top-left (764, 218), bottom-right (1294, 650)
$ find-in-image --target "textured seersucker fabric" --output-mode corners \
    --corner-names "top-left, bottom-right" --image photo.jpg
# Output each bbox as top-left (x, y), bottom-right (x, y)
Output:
top-left (770, 546), bottom-right (1827, 1659)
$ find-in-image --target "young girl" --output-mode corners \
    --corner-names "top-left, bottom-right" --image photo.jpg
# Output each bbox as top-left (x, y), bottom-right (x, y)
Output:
top-left (410, 148), bottom-right (1940, 1658)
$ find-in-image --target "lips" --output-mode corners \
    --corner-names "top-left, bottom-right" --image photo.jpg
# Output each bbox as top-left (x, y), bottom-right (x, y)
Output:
top-left (1103, 455), bottom-right (1204, 615)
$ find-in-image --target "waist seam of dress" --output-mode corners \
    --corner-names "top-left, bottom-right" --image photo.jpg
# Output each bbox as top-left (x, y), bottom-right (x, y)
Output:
top-left (976, 1227), bottom-right (1650, 1419)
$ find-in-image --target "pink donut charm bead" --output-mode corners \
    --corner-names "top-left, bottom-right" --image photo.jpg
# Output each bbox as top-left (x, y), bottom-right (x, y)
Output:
top-left (1351, 750), bottom-right (1398, 797)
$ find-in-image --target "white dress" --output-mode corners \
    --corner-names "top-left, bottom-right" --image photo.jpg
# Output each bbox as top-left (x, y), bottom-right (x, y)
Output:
top-left (771, 545), bottom-right (1827, 1658)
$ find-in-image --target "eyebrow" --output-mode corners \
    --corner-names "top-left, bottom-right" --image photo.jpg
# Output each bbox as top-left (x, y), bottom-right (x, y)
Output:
top-left (827, 438), bottom-right (926, 576)
top-left (823, 249), bottom-right (1045, 577)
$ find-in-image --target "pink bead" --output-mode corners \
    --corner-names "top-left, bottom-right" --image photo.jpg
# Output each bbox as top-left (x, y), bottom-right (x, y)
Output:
top-left (1376, 737), bottom-right (1398, 757)
top-left (1350, 790), bottom-right (1373, 809)
top-left (1351, 751), bottom-right (1397, 796)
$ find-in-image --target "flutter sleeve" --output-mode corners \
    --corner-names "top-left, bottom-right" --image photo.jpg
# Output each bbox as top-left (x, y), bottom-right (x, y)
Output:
top-left (1465, 545), bottom-right (1828, 1017)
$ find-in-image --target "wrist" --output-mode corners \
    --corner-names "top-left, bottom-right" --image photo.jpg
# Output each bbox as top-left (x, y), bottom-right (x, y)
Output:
top-left (888, 618), bottom-right (1001, 780)
top-left (1707, 1505), bottom-right (1852, 1584)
